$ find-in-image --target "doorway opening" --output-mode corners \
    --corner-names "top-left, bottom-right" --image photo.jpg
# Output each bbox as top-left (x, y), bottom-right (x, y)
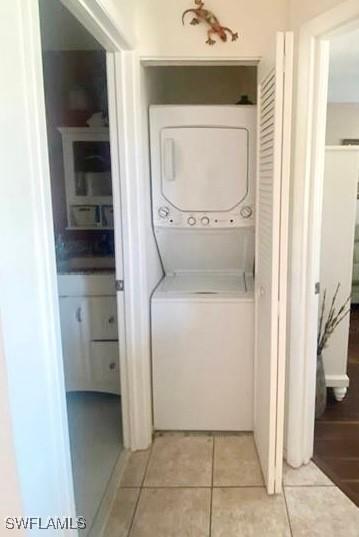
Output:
top-left (139, 36), bottom-right (293, 495)
top-left (38, 0), bottom-right (125, 532)
top-left (313, 27), bottom-right (359, 507)
top-left (286, 1), bottom-right (359, 473)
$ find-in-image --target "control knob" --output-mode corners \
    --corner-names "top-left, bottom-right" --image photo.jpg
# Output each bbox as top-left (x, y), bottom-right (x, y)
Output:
top-left (158, 206), bottom-right (169, 219)
top-left (187, 216), bottom-right (196, 226)
top-left (240, 206), bottom-right (253, 219)
top-left (201, 216), bottom-right (210, 226)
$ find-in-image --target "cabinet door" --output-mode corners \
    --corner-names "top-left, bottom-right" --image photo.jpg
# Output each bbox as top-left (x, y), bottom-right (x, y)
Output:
top-left (88, 297), bottom-right (118, 340)
top-left (58, 297), bottom-right (90, 391)
top-left (89, 341), bottom-right (121, 395)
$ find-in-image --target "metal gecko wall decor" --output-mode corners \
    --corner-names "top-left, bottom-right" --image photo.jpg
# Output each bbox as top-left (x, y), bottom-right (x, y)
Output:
top-left (182, 0), bottom-right (239, 46)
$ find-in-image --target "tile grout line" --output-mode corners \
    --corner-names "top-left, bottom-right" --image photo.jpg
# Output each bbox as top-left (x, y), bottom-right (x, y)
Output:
top-left (126, 486), bottom-right (142, 537)
top-left (139, 484), bottom-right (265, 489)
top-left (140, 442), bottom-right (154, 488)
top-left (284, 484), bottom-right (335, 488)
top-left (126, 442), bottom-right (154, 537)
top-left (282, 486), bottom-right (294, 537)
top-left (209, 436), bottom-right (215, 537)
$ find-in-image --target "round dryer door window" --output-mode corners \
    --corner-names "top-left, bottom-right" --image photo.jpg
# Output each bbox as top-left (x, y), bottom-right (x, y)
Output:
top-left (160, 127), bottom-right (249, 212)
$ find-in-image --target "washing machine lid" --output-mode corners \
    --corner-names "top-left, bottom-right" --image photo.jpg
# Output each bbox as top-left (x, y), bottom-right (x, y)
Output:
top-left (153, 271), bottom-right (254, 300)
top-left (159, 272), bottom-right (244, 293)
top-left (160, 127), bottom-right (248, 212)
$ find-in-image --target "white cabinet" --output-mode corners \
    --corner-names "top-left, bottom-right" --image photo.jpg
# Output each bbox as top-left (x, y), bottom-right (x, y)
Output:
top-left (59, 296), bottom-right (91, 392)
top-left (90, 341), bottom-right (120, 394)
top-left (88, 297), bottom-right (118, 340)
top-left (58, 127), bottom-right (114, 230)
top-left (58, 274), bottom-right (121, 394)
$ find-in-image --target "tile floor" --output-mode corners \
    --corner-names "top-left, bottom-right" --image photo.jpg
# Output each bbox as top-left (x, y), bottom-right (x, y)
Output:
top-left (104, 433), bottom-right (359, 537)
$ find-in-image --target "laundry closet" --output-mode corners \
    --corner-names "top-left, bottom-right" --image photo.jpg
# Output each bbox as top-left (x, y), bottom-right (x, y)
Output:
top-left (141, 32), bottom-right (292, 494)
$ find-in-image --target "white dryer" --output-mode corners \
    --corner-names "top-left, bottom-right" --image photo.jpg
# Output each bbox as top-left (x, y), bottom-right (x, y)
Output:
top-left (150, 105), bottom-right (256, 431)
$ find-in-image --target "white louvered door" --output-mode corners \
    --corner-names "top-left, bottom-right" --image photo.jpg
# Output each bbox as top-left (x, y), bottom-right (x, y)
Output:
top-left (254, 32), bottom-right (293, 494)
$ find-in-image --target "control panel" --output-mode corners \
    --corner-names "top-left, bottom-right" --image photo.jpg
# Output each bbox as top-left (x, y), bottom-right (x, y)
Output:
top-left (154, 205), bottom-right (254, 228)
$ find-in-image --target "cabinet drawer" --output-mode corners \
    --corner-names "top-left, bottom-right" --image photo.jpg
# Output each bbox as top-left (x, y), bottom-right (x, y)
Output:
top-left (89, 297), bottom-right (118, 340)
top-left (90, 341), bottom-right (121, 395)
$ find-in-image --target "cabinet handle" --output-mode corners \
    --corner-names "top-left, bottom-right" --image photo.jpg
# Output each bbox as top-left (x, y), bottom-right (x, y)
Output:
top-left (109, 362), bottom-right (116, 370)
top-left (108, 315), bottom-right (115, 324)
top-left (76, 307), bottom-right (82, 323)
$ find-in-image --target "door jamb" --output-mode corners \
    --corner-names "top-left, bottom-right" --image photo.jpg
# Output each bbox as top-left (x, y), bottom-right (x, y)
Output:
top-left (287, 0), bottom-right (359, 467)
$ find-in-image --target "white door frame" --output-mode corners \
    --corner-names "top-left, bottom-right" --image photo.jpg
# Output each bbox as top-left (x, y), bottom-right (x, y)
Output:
top-left (1, 0), bottom-right (152, 530)
top-left (287, 0), bottom-right (359, 467)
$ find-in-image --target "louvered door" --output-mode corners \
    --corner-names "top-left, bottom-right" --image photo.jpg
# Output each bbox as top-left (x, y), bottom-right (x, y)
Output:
top-left (254, 32), bottom-right (293, 494)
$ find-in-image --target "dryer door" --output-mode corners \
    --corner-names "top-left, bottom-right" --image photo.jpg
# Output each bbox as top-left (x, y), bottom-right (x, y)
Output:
top-left (160, 127), bottom-right (248, 212)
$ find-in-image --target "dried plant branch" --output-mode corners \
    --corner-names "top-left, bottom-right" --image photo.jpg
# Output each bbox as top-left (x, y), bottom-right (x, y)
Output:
top-left (317, 284), bottom-right (351, 357)
top-left (318, 289), bottom-right (326, 350)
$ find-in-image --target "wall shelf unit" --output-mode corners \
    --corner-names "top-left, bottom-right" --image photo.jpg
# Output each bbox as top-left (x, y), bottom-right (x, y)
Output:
top-left (58, 127), bottom-right (114, 230)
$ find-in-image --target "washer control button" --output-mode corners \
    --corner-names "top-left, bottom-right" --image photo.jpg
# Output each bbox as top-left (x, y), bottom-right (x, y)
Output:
top-left (158, 206), bottom-right (169, 219)
top-left (240, 206), bottom-right (253, 219)
top-left (201, 216), bottom-right (210, 226)
top-left (187, 216), bottom-right (196, 226)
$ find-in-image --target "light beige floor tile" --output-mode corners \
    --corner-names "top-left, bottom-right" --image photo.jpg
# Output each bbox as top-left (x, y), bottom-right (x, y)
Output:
top-left (144, 434), bottom-right (213, 486)
top-left (130, 488), bottom-right (211, 537)
top-left (120, 450), bottom-right (151, 487)
top-left (212, 487), bottom-right (291, 537)
top-left (103, 488), bottom-right (139, 537)
top-left (285, 486), bottom-right (359, 537)
top-left (283, 461), bottom-right (333, 486)
top-left (213, 434), bottom-right (263, 486)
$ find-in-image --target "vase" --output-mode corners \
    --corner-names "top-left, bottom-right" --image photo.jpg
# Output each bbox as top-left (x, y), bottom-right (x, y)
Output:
top-left (315, 353), bottom-right (327, 419)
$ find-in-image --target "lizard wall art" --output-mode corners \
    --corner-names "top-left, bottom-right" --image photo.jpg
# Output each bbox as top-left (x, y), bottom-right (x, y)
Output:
top-left (182, 0), bottom-right (239, 46)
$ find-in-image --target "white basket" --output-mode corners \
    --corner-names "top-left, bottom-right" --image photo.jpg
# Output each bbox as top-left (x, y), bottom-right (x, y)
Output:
top-left (71, 205), bottom-right (98, 227)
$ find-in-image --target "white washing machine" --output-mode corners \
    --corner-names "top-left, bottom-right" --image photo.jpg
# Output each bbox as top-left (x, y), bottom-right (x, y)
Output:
top-left (150, 105), bottom-right (256, 431)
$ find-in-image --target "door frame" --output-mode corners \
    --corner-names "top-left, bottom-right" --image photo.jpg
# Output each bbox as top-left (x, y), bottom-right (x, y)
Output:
top-left (1, 0), bottom-right (152, 529)
top-left (287, 0), bottom-right (359, 467)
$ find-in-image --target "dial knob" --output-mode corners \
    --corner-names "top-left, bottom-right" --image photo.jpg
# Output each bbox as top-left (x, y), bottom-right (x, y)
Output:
top-left (240, 206), bottom-right (253, 219)
top-left (201, 216), bottom-right (210, 226)
top-left (187, 216), bottom-right (196, 226)
top-left (158, 206), bottom-right (169, 219)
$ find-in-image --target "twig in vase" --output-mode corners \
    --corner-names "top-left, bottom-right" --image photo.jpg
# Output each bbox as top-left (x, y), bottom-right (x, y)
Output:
top-left (317, 283), bottom-right (351, 357)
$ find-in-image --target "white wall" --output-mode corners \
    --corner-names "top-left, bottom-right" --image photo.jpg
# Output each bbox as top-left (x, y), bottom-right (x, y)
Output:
top-left (96, 0), bottom-right (136, 46)
top-left (326, 103), bottom-right (359, 144)
top-left (0, 0), bottom-right (75, 526)
top-left (135, 0), bottom-right (288, 59)
top-left (136, 0), bottom-right (349, 57)
top-left (0, 317), bottom-right (25, 535)
top-left (101, 0), bottom-right (136, 32)
top-left (320, 149), bottom-right (359, 387)
top-left (288, 0), bottom-right (348, 29)
top-left (328, 28), bottom-right (359, 103)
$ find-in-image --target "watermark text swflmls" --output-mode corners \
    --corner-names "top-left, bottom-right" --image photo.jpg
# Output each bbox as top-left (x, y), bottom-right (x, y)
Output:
top-left (4, 516), bottom-right (86, 531)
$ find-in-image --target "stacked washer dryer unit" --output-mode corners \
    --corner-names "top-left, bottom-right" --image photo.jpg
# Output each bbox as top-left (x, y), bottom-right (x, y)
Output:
top-left (150, 105), bottom-right (256, 431)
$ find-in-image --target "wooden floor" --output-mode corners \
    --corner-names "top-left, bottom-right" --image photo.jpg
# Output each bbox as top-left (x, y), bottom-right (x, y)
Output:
top-left (314, 307), bottom-right (359, 507)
